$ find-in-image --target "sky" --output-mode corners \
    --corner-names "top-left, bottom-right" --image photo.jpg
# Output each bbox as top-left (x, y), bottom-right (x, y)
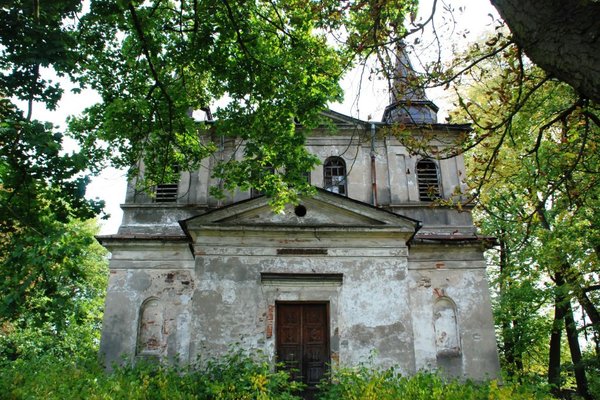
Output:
top-left (34, 0), bottom-right (500, 235)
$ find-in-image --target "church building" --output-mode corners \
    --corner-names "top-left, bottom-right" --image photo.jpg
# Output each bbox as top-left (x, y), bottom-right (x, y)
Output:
top-left (98, 48), bottom-right (501, 389)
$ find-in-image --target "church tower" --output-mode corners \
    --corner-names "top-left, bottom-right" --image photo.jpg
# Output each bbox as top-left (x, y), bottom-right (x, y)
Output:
top-left (382, 42), bottom-right (439, 124)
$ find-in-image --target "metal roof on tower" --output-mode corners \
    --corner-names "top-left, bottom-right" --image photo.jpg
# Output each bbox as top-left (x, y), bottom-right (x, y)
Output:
top-left (382, 42), bottom-right (439, 125)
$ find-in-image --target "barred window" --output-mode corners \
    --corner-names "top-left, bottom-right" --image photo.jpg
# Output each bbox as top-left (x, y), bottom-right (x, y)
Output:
top-left (416, 159), bottom-right (440, 201)
top-left (154, 166), bottom-right (180, 203)
top-left (324, 157), bottom-right (347, 196)
top-left (303, 171), bottom-right (311, 185)
top-left (155, 183), bottom-right (178, 202)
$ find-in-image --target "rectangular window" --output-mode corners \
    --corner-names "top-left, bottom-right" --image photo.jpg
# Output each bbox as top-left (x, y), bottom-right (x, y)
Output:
top-left (155, 183), bottom-right (178, 203)
top-left (417, 159), bottom-right (440, 201)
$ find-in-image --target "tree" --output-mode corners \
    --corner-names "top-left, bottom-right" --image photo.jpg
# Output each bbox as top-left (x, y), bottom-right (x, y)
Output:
top-left (69, 0), bottom-right (336, 207)
top-left (0, 219), bottom-right (108, 361)
top-left (490, 0), bottom-right (600, 103)
top-left (0, 1), bottom-right (104, 227)
top-left (3, 1), bottom-right (599, 205)
top-left (0, 1), bottom-right (107, 359)
top-left (452, 39), bottom-right (599, 398)
top-left (65, 0), bottom-right (423, 210)
top-left (4, 1), bottom-right (598, 210)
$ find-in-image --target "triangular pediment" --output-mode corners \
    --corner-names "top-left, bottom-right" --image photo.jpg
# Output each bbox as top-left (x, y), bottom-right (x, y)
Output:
top-left (319, 109), bottom-right (369, 129)
top-left (181, 189), bottom-right (419, 235)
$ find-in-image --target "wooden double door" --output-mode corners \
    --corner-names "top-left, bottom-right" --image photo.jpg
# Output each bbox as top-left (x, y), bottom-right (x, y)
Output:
top-left (276, 303), bottom-right (330, 396)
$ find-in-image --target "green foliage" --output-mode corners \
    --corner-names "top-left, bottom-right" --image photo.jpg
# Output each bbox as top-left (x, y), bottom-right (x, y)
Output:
top-left (0, 350), bottom-right (302, 400)
top-left (450, 36), bottom-right (600, 396)
top-left (68, 0), bottom-right (343, 209)
top-left (0, 219), bottom-right (108, 362)
top-left (0, 2), bottom-right (103, 224)
top-left (0, 0), bottom-right (81, 107)
top-left (1, 3), bottom-right (110, 359)
top-left (1, 0), bottom-right (422, 213)
top-left (193, 350), bottom-right (303, 399)
top-left (1, 4), bottom-right (106, 351)
top-left (585, 353), bottom-right (600, 400)
top-left (63, 0), bottom-right (423, 210)
top-left (0, 97), bottom-right (103, 229)
top-left (0, 349), bottom-right (553, 400)
top-left (318, 365), bottom-right (548, 400)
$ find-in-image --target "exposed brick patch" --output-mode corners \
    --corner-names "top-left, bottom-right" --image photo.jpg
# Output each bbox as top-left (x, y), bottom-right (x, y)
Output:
top-left (266, 304), bottom-right (275, 338)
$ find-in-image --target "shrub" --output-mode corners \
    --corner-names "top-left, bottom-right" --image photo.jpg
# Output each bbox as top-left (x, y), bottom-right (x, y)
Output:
top-left (0, 349), bottom-right (555, 399)
top-left (0, 350), bottom-right (303, 400)
top-left (318, 364), bottom-right (551, 400)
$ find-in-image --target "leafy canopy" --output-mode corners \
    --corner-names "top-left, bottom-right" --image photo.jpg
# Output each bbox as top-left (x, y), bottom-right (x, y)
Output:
top-left (451, 37), bottom-right (600, 393)
top-left (66, 0), bottom-right (417, 209)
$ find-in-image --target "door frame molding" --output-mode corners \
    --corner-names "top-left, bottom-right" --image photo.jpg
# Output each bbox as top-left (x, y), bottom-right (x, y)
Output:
top-left (261, 277), bottom-right (342, 369)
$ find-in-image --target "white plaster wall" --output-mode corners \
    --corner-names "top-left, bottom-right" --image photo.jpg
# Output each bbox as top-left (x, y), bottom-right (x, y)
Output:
top-left (99, 243), bottom-right (195, 367)
top-left (408, 245), bottom-right (501, 379)
top-left (188, 234), bottom-right (416, 373)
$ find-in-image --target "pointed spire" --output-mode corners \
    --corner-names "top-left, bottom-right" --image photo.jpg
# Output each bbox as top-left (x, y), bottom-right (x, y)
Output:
top-left (382, 42), bottom-right (438, 124)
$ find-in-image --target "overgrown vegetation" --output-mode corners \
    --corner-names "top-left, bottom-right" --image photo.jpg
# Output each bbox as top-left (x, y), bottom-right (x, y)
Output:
top-left (319, 365), bottom-right (548, 400)
top-left (0, 219), bottom-right (108, 362)
top-left (0, 349), bottom-right (548, 400)
top-left (0, 351), bottom-right (300, 400)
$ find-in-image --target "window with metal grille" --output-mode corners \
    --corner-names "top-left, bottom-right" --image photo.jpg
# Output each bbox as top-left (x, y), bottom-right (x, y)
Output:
top-left (416, 159), bottom-right (440, 201)
top-left (155, 183), bottom-right (178, 202)
top-left (154, 166), bottom-right (180, 203)
top-left (324, 157), bottom-right (347, 195)
top-left (303, 171), bottom-right (311, 185)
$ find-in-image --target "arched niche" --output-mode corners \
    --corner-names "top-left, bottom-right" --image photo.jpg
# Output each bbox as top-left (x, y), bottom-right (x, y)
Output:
top-left (137, 297), bottom-right (163, 355)
top-left (433, 297), bottom-right (460, 357)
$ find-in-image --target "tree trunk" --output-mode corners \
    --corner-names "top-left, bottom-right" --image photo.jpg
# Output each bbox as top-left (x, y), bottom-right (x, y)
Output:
top-left (557, 263), bottom-right (600, 341)
top-left (548, 285), bottom-right (565, 395)
top-left (575, 289), bottom-right (600, 334)
top-left (491, 0), bottom-right (600, 102)
top-left (535, 204), bottom-right (594, 396)
top-left (564, 297), bottom-right (592, 400)
top-left (498, 237), bottom-right (523, 377)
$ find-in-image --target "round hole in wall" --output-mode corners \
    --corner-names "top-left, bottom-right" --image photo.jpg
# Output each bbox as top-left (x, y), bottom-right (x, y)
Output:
top-left (294, 204), bottom-right (307, 217)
